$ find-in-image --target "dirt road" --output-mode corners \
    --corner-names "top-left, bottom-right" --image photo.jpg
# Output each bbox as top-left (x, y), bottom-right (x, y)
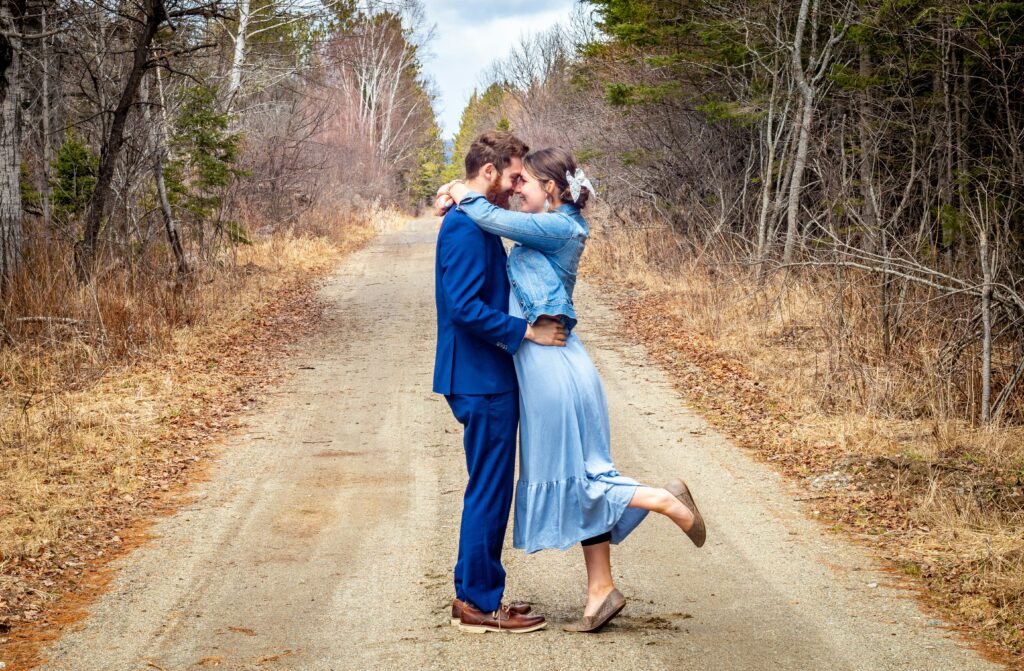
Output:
top-left (33, 220), bottom-right (1003, 670)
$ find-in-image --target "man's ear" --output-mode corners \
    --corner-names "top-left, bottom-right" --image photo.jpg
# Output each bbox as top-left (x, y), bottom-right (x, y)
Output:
top-left (481, 163), bottom-right (497, 182)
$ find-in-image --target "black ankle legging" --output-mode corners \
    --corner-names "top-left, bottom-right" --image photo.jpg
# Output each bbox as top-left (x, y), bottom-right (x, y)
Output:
top-left (581, 531), bottom-right (611, 546)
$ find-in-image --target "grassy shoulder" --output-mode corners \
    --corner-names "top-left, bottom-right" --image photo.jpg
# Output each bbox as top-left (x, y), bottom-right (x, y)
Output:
top-left (581, 222), bottom-right (1024, 667)
top-left (0, 205), bottom-right (396, 667)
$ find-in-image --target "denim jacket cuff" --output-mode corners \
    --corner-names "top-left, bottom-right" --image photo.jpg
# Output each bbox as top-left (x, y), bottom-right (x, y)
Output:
top-left (454, 190), bottom-right (486, 213)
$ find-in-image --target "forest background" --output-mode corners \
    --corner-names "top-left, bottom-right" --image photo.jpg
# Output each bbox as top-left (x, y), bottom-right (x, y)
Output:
top-left (1, 0), bottom-right (1023, 664)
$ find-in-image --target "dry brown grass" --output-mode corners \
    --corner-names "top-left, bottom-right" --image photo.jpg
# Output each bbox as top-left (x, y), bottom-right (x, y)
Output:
top-left (0, 201), bottom-right (398, 647)
top-left (580, 212), bottom-right (1024, 663)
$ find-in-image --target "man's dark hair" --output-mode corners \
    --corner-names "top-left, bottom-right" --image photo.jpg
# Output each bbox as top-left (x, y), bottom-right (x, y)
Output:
top-left (464, 130), bottom-right (529, 179)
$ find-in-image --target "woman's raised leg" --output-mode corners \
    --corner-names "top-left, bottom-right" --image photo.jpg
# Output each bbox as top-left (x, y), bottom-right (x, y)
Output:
top-left (627, 486), bottom-right (695, 532)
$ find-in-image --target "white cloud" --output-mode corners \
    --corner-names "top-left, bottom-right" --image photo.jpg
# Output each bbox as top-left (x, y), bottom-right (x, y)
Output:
top-left (419, 0), bottom-right (577, 138)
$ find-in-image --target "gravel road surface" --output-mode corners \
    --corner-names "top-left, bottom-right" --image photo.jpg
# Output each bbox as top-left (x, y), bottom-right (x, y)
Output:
top-left (34, 219), bottom-right (1003, 671)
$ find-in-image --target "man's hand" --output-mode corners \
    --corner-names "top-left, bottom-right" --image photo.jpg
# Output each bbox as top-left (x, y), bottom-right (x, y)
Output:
top-left (524, 316), bottom-right (567, 347)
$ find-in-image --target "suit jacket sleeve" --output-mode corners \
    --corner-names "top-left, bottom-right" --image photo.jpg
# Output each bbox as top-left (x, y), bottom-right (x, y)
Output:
top-left (438, 219), bottom-right (529, 356)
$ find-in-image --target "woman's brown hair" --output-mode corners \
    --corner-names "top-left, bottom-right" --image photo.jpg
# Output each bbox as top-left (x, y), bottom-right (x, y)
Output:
top-left (523, 147), bottom-right (590, 209)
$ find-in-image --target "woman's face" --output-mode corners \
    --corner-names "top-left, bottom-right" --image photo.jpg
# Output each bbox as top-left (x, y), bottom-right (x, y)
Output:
top-left (514, 167), bottom-right (554, 214)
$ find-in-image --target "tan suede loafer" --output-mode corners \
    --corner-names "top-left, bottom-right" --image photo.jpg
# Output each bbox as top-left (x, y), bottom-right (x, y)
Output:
top-left (563, 588), bottom-right (626, 633)
top-left (667, 477), bottom-right (706, 547)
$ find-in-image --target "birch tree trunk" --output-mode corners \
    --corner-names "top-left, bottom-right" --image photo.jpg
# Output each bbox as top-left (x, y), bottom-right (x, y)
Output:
top-left (40, 8), bottom-right (52, 229)
top-left (756, 61), bottom-right (786, 266)
top-left (336, 17), bottom-right (425, 169)
top-left (226, 0), bottom-right (250, 109)
top-left (782, 0), bottom-right (848, 264)
top-left (0, 0), bottom-right (23, 291)
top-left (782, 0), bottom-right (814, 264)
top-left (783, 93), bottom-right (813, 264)
top-left (979, 218), bottom-right (993, 424)
top-left (145, 68), bottom-right (188, 276)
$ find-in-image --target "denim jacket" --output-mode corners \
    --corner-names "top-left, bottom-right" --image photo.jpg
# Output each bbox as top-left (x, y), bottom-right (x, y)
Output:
top-left (455, 191), bottom-right (588, 333)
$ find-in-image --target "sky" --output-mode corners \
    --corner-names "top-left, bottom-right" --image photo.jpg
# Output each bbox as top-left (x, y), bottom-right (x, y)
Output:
top-left (418, 0), bottom-right (579, 140)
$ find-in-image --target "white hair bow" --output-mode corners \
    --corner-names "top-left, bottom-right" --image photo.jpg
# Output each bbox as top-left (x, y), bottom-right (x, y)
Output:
top-left (566, 168), bottom-right (596, 203)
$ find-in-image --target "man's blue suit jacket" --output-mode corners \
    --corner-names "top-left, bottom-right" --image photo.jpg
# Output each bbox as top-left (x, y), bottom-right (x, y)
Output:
top-left (433, 206), bottom-right (529, 395)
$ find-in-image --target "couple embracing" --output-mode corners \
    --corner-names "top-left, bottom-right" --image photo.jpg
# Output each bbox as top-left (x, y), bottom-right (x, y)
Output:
top-left (432, 131), bottom-right (706, 634)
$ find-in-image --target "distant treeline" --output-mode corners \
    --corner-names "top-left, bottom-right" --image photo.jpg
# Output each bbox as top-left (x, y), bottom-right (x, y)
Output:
top-left (0, 0), bottom-right (444, 287)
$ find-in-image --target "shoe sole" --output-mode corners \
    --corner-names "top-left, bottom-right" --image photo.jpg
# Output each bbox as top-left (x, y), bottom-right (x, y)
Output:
top-left (457, 621), bottom-right (548, 634)
top-left (452, 610), bottom-right (532, 626)
top-left (563, 601), bottom-right (626, 633)
top-left (594, 601), bottom-right (626, 631)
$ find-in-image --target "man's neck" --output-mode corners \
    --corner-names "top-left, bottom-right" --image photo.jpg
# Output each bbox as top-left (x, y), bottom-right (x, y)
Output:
top-left (464, 177), bottom-right (491, 197)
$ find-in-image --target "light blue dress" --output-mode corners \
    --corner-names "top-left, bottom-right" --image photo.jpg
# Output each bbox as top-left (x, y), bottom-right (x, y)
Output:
top-left (452, 191), bottom-right (651, 554)
top-left (508, 285), bottom-right (650, 554)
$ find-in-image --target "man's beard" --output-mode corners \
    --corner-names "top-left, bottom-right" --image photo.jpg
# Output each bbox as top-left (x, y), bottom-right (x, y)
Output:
top-left (484, 173), bottom-right (512, 209)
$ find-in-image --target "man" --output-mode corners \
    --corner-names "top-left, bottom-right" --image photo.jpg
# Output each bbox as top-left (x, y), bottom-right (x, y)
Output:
top-left (432, 130), bottom-right (566, 633)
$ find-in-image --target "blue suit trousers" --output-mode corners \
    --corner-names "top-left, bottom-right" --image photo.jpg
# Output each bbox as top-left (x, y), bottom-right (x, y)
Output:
top-left (445, 390), bottom-right (518, 612)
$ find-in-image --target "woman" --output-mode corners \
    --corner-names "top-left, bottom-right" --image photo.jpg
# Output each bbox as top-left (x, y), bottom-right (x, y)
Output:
top-left (436, 147), bottom-right (706, 633)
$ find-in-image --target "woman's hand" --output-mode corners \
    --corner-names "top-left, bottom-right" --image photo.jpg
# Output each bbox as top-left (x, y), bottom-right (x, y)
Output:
top-left (433, 193), bottom-right (454, 217)
top-left (433, 180), bottom-right (462, 217)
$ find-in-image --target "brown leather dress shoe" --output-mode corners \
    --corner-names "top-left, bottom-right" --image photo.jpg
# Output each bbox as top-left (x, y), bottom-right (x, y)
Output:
top-left (451, 598), bottom-right (531, 626)
top-left (458, 602), bottom-right (547, 633)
